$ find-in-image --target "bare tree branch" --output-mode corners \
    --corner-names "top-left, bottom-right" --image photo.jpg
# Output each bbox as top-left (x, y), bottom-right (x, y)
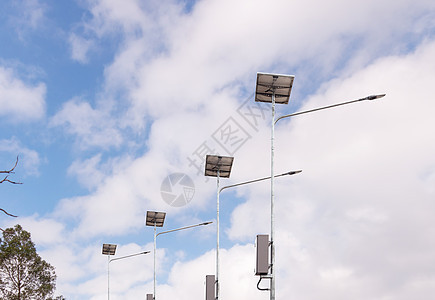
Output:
top-left (0, 156), bottom-right (19, 174)
top-left (0, 209), bottom-right (17, 218)
top-left (0, 176), bottom-right (22, 185)
top-left (0, 156), bottom-right (21, 218)
top-left (0, 156), bottom-right (22, 185)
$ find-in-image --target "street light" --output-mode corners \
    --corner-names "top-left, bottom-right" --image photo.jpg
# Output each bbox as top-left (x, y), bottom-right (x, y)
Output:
top-left (205, 154), bottom-right (234, 300)
top-left (255, 72), bottom-right (294, 300)
top-left (101, 244), bottom-right (150, 300)
top-left (146, 211), bottom-right (166, 300)
top-left (102, 244), bottom-right (117, 300)
top-left (255, 71), bottom-right (386, 300)
top-left (208, 170), bottom-right (302, 298)
top-left (205, 156), bottom-right (301, 299)
top-left (146, 210), bottom-right (213, 300)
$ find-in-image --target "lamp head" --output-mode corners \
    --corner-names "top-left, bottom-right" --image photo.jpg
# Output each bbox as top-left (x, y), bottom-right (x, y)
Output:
top-left (286, 170), bottom-right (302, 176)
top-left (366, 94), bottom-right (386, 100)
top-left (102, 243), bottom-right (117, 256)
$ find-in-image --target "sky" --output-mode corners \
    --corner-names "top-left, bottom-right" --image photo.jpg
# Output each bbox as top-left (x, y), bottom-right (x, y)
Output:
top-left (0, 0), bottom-right (435, 299)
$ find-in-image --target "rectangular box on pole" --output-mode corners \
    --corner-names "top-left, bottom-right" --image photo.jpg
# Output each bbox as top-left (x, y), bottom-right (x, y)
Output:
top-left (256, 234), bottom-right (269, 275)
top-left (146, 294), bottom-right (153, 300)
top-left (205, 275), bottom-right (215, 300)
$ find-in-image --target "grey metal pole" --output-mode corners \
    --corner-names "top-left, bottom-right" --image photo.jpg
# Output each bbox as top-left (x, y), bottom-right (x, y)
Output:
top-left (270, 92), bottom-right (276, 300)
top-left (216, 169), bottom-right (220, 300)
top-left (108, 255), bottom-right (110, 300)
top-left (154, 223), bottom-right (156, 300)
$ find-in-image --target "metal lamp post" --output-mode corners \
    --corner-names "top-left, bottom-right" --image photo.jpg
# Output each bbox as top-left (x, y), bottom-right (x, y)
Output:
top-left (206, 170), bottom-right (302, 300)
top-left (102, 244), bottom-right (150, 300)
top-left (102, 244), bottom-right (117, 300)
top-left (145, 211), bottom-right (166, 300)
top-left (204, 152), bottom-right (301, 300)
top-left (146, 210), bottom-right (213, 300)
top-left (204, 155), bottom-right (234, 300)
top-left (255, 71), bottom-right (386, 300)
top-left (255, 72), bottom-right (294, 300)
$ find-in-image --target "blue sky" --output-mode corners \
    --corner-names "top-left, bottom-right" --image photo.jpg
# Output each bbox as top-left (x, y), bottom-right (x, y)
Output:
top-left (1, 0), bottom-right (435, 299)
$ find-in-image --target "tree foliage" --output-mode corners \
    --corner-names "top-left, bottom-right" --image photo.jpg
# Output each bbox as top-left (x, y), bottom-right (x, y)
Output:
top-left (0, 225), bottom-right (56, 299)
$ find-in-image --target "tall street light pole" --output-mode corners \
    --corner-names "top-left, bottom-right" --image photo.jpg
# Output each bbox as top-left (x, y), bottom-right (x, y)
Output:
top-left (102, 244), bottom-right (150, 300)
top-left (255, 72), bottom-right (294, 300)
top-left (205, 155), bottom-right (234, 300)
top-left (145, 211), bottom-right (166, 300)
top-left (102, 244), bottom-right (117, 300)
top-left (204, 156), bottom-right (301, 300)
top-left (255, 71), bottom-right (386, 300)
top-left (219, 171), bottom-right (302, 300)
top-left (146, 211), bottom-right (213, 300)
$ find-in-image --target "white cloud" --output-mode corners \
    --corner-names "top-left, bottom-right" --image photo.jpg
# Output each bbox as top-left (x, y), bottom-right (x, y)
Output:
top-left (158, 244), bottom-right (262, 299)
top-left (6, 215), bottom-right (65, 246)
top-left (49, 98), bottom-right (123, 150)
top-left (70, 0), bottom-right (435, 132)
top-left (67, 154), bottom-right (109, 190)
top-left (23, 0), bottom-right (435, 299)
top-left (0, 66), bottom-right (46, 122)
top-left (21, 0), bottom-right (46, 30)
top-left (0, 137), bottom-right (41, 176)
top-left (69, 33), bottom-right (94, 64)
top-left (100, 0), bottom-right (435, 124)
top-left (6, 0), bottom-right (47, 39)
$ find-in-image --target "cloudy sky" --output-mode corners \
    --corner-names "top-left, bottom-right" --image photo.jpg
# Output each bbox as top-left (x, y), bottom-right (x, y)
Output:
top-left (1, 0), bottom-right (435, 299)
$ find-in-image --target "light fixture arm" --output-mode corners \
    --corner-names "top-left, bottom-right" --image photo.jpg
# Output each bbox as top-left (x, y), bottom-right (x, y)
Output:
top-left (109, 251), bottom-right (150, 263)
top-left (274, 94), bottom-right (386, 125)
top-left (156, 221), bottom-right (213, 238)
top-left (219, 171), bottom-right (302, 194)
